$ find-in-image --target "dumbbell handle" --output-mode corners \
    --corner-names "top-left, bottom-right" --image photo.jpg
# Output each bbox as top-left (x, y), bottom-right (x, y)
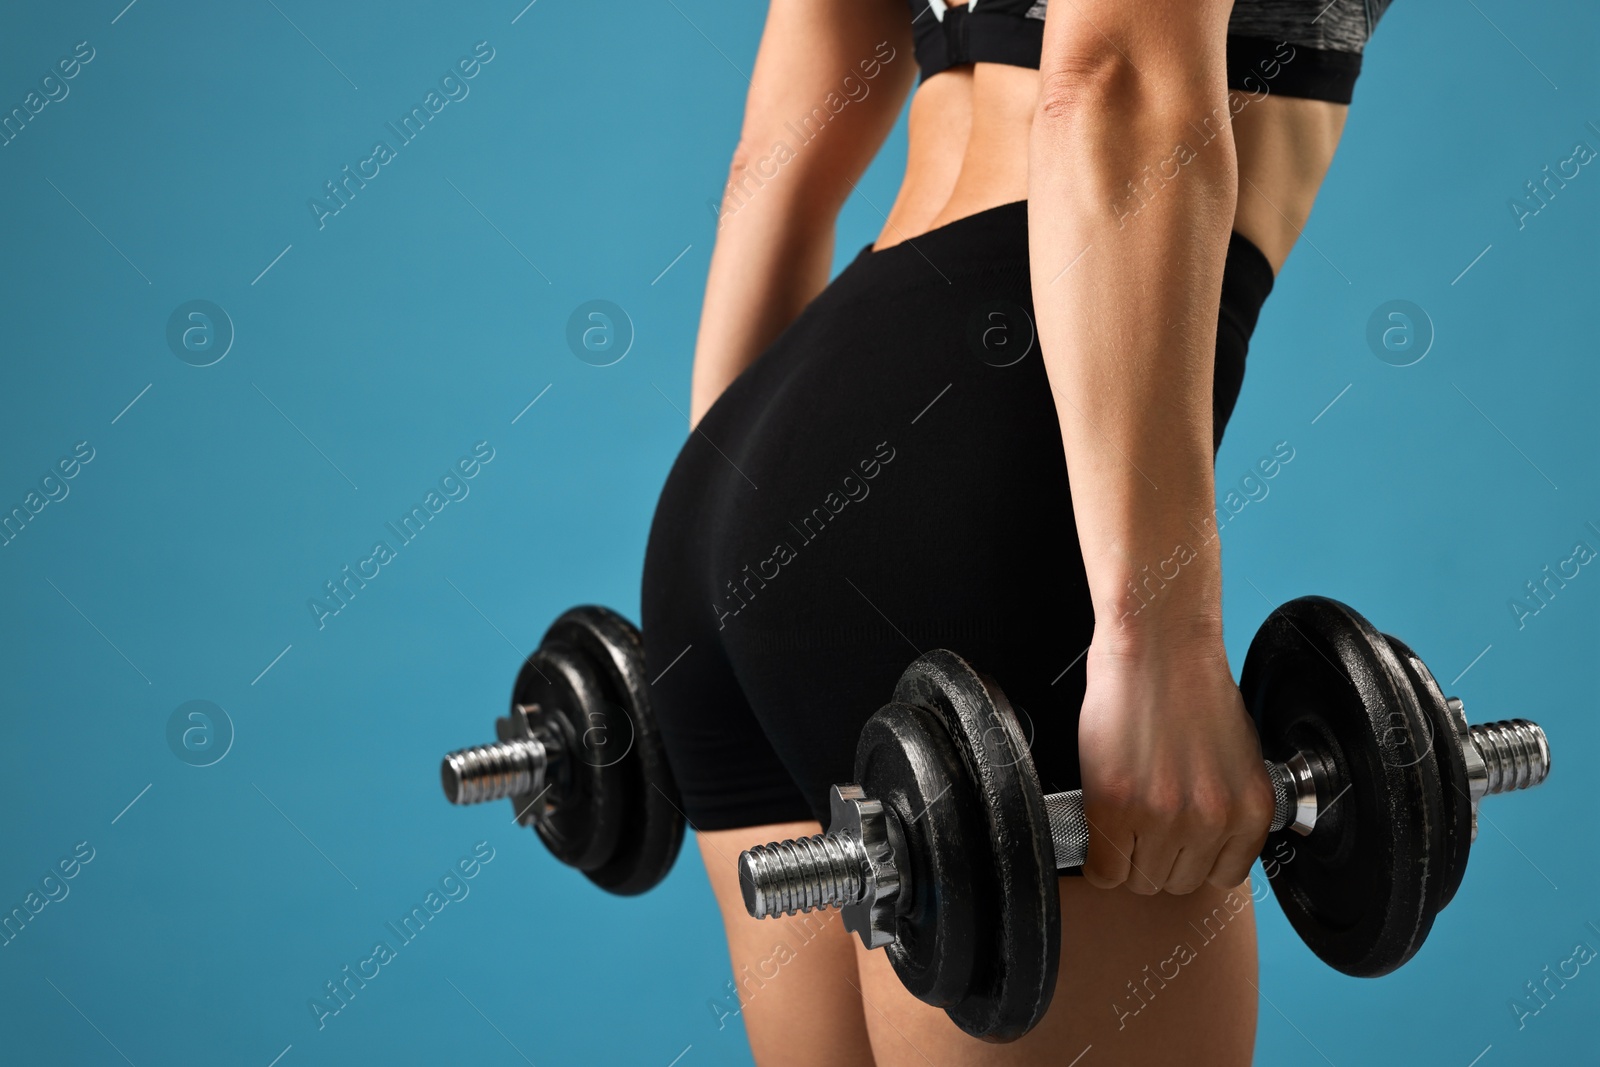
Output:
top-left (743, 759), bottom-right (1298, 925)
top-left (741, 718), bottom-right (1550, 926)
top-left (1041, 758), bottom-right (1298, 870)
top-left (1034, 715), bottom-right (1555, 868)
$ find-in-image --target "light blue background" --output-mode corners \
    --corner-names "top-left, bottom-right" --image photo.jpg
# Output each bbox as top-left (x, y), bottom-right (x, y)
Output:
top-left (1, 1), bottom-right (1595, 1064)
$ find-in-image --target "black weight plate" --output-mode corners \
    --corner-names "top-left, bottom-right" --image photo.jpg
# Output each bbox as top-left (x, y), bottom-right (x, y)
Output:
top-left (543, 606), bottom-right (686, 896)
top-left (1241, 596), bottom-right (1445, 977)
top-left (894, 650), bottom-right (1058, 1042)
top-left (856, 701), bottom-right (986, 1011)
top-left (1383, 633), bottom-right (1473, 910)
top-left (509, 641), bottom-right (630, 874)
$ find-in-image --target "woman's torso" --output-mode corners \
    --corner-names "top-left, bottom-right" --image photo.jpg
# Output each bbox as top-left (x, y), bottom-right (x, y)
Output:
top-left (874, 0), bottom-right (1360, 273)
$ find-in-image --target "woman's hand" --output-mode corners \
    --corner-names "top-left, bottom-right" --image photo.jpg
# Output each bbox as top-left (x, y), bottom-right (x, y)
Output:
top-left (1077, 627), bottom-right (1276, 895)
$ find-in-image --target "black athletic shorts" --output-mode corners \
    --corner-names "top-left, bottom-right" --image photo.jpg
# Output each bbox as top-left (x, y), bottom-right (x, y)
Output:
top-left (640, 200), bottom-right (1275, 830)
top-left (639, 0), bottom-right (1394, 835)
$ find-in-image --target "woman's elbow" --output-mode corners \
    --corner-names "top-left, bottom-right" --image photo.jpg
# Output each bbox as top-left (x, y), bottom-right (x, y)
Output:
top-left (1030, 33), bottom-right (1237, 224)
top-left (1033, 10), bottom-right (1232, 131)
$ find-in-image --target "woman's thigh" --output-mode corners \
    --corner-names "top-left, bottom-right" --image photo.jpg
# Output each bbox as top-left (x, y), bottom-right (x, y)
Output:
top-left (855, 878), bottom-right (1261, 1067)
top-left (696, 822), bottom-right (878, 1067)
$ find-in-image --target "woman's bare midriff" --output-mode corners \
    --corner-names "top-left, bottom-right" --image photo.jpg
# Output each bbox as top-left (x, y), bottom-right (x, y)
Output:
top-left (874, 55), bottom-right (1348, 274)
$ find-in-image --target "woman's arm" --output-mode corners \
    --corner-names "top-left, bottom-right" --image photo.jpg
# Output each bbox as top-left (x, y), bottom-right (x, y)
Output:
top-left (688, 0), bottom-right (915, 427)
top-left (1028, 1), bottom-right (1276, 894)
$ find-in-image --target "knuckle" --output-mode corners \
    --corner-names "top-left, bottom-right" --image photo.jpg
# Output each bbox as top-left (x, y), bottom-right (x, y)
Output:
top-left (1190, 794), bottom-right (1231, 834)
top-left (1143, 789), bottom-right (1185, 823)
top-left (1246, 774), bottom-right (1278, 818)
top-left (1256, 782), bottom-right (1280, 823)
top-left (1235, 807), bottom-right (1271, 841)
top-left (1207, 865), bottom-right (1251, 892)
top-left (1083, 867), bottom-right (1123, 890)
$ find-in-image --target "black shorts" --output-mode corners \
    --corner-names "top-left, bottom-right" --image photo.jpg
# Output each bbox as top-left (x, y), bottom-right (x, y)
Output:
top-left (640, 200), bottom-right (1274, 831)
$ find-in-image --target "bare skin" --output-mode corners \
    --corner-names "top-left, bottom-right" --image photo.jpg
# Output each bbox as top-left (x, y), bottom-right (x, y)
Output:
top-left (876, 60), bottom-right (1347, 271)
top-left (685, 1), bottom-right (1353, 1063)
top-left (698, 825), bottom-right (1263, 1067)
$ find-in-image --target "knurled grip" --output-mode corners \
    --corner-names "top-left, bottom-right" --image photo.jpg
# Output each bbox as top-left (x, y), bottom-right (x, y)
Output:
top-left (1042, 759), bottom-right (1293, 870)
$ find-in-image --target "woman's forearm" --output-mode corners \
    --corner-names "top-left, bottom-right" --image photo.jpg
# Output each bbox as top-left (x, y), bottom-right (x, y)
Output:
top-left (1028, 33), bottom-right (1237, 647)
top-left (1028, 10), bottom-right (1277, 897)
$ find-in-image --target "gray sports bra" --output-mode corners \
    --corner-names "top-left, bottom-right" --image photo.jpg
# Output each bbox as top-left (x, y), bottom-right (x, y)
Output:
top-left (906, 0), bottom-right (1394, 104)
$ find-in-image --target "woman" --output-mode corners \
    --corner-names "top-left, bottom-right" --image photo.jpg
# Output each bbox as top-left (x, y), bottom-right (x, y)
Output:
top-left (642, 0), bottom-right (1389, 1063)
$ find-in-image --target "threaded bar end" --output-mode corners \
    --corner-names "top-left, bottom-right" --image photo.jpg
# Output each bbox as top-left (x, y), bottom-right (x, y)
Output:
top-left (441, 739), bottom-right (546, 805)
top-left (1470, 719), bottom-right (1551, 795)
top-left (739, 832), bottom-right (867, 919)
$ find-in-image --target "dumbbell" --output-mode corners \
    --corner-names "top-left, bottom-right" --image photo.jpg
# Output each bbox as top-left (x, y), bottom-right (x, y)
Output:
top-left (737, 596), bottom-right (1553, 1041)
top-left (437, 605), bottom-right (685, 895)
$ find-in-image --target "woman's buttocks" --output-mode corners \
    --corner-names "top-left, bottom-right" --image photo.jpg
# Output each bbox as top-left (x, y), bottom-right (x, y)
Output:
top-left (654, 200), bottom-right (1097, 801)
